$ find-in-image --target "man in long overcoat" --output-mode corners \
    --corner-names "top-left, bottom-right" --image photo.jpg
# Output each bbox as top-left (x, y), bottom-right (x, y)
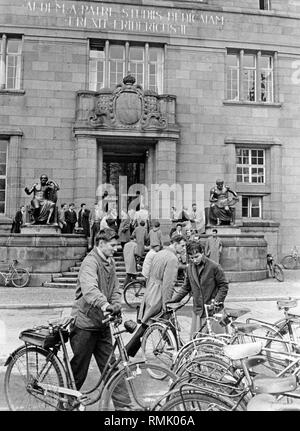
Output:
top-left (78, 203), bottom-right (91, 238)
top-left (125, 235), bottom-right (186, 357)
top-left (118, 210), bottom-right (131, 250)
top-left (133, 220), bottom-right (148, 259)
top-left (123, 236), bottom-right (138, 287)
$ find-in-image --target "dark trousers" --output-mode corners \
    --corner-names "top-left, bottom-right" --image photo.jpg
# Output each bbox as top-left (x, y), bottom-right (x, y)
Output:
top-left (91, 222), bottom-right (100, 247)
top-left (70, 325), bottom-right (130, 408)
top-left (66, 222), bottom-right (76, 233)
top-left (125, 324), bottom-right (148, 357)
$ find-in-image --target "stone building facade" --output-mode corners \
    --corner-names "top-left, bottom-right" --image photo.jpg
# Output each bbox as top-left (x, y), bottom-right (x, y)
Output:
top-left (0, 0), bottom-right (300, 259)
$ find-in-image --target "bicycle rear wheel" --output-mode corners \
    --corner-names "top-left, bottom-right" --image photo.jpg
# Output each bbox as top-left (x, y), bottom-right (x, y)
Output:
top-left (5, 346), bottom-right (66, 411)
top-left (11, 268), bottom-right (30, 288)
top-left (141, 323), bottom-right (177, 379)
top-left (274, 264), bottom-right (284, 282)
top-left (100, 361), bottom-right (177, 411)
top-left (123, 280), bottom-right (145, 309)
top-left (281, 255), bottom-right (297, 270)
top-left (157, 391), bottom-right (236, 411)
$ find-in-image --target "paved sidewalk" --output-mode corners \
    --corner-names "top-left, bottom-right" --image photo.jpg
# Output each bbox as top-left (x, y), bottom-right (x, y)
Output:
top-left (0, 269), bottom-right (299, 308)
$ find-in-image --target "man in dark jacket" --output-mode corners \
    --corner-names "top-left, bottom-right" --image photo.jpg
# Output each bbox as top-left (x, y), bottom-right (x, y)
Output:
top-left (168, 241), bottom-right (229, 339)
top-left (65, 202), bottom-right (77, 233)
top-left (70, 229), bottom-right (129, 409)
top-left (11, 205), bottom-right (25, 233)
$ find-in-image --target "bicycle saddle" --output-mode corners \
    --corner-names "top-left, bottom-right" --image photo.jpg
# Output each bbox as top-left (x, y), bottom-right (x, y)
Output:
top-left (223, 341), bottom-right (263, 361)
top-left (252, 374), bottom-right (298, 395)
top-left (277, 298), bottom-right (298, 310)
top-left (231, 322), bottom-right (262, 334)
top-left (247, 394), bottom-right (300, 412)
top-left (223, 307), bottom-right (251, 319)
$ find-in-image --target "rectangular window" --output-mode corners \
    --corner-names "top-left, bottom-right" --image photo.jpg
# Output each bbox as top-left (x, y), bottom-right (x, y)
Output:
top-left (0, 35), bottom-right (22, 90)
top-left (89, 41), bottom-right (164, 93)
top-left (242, 196), bottom-right (262, 218)
top-left (259, 0), bottom-right (271, 10)
top-left (0, 139), bottom-right (7, 214)
top-left (236, 148), bottom-right (265, 183)
top-left (226, 50), bottom-right (274, 103)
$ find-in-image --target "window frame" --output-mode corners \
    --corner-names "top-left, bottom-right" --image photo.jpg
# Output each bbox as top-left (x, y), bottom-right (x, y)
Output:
top-left (236, 148), bottom-right (266, 184)
top-left (259, 0), bottom-right (271, 10)
top-left (241, 195), bottom-right (262, 219)
top-left (0, 35), bottom-right (22, 91)
top-left (0, 139), bottom-right (8, 214)
top-left (88, 40), bottom-right (164, 93)
top-left (226, 49), bottom-right (275, 103)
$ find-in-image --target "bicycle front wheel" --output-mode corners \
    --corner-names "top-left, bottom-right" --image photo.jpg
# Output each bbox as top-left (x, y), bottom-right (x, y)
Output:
top-left (281, 255), bottom-right (297, 270)
top-left (274, 264), bottom-right (284, 282)
top-left (11, 268), bottom-right (30, 287)
top-left (157, 390), bottom-right (236, 411)
top-left (123, 280), bottom-right (145, 309)
top-left (141, 323), bottom-right (177, 379)
top-left (5, 345), bottom-right (66, 411)
top-left (100, 361), bottom-right (177, 411)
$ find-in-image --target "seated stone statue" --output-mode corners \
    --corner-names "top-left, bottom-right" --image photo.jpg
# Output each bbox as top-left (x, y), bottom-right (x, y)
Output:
top-left (209, 179), bottom-right (239, 226)
top-left (24, 174), bottom-right (60, 224)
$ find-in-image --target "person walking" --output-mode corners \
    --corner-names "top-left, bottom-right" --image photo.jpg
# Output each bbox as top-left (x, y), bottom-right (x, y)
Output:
top-left (125, 235), bottom-right (186, 357)
top-left (168, 241), bottom-right (228, 339)
top-left (205, 228), bottom-right (223, 264)
top-left (118, 210), bottom-right (131, 250)
top-left (123, 235), bottom-right (138, 287)
top-left (69, 229), bottom-right (130, 409)
top-left (141, 244), bottom-right (160, 280)
top-left (148, 221), bottom-right (163, 250)
top-left (10, 205), bottom-right (25, 233)
top-left (78, 203), bottom-right (91, 238)
top-left (190, 203), bottom-right (205, 235)
top-left (65, 203), bottom-right (77, 233)
top-left (58, 203), bottom-right (68, 233)
top-left (133, 220), bottom-right (148, 262)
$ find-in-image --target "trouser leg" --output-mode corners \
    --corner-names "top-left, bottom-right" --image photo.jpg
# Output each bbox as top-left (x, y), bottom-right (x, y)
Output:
top-left (70, 326), bottom-right (97, 390)
top-left (125, 323), bottom-right (148, 357)
top-left (93, 325), bottom-right (130, 409)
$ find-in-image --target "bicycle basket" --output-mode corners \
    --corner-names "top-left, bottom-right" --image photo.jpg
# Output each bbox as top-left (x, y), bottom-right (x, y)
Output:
top-left (19, 326), bottom-right (69, 348)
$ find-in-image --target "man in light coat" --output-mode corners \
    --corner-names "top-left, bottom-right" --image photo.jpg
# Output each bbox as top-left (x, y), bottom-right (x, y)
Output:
top-left (205, 228), bottom-right (223, 264)
top-left (125, 235), bottom-right (186, 357)
top-left (123, 236), bottom-right (138, 287)
top-left (70, 229), bottom-right (129, 409)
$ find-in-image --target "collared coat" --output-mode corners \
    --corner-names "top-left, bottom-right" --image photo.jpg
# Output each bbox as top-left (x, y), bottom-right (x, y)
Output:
top-left (123, 240), bottom-right (138, 274)
top-left (138, 247), bottom-right (179, 324)
top-left (71, 248), bottom-right (121, 330)
top-left (118, 217), bottom-right (131, 243)
top-left (171, 255), bottom-right (229, 318)
top-left (133, 225), bottom-right (148, 257)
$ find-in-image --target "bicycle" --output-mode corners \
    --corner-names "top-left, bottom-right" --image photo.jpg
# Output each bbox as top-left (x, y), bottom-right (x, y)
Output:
top-left (4, 314), bottom-right (178, 411)
top-left (267, 253), bottom-right (284, 282)
top-left (0, 259), bottom-right (30, 287)
top-left (123, 277), bottom-right (146, 309)
top-left (281, 246), bottom-right (300, 270)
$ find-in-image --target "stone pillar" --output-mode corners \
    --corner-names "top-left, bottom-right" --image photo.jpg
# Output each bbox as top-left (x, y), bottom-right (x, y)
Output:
top-left (74, 135), bottom-right (97, 208)
top-left (152, 139), bottom-right (177, 237)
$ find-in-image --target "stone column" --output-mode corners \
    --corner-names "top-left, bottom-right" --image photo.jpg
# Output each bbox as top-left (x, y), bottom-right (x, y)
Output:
top-left (152, 139), bottom-right (177, 237)
top-left (74, 135), bottom-right (97, 208)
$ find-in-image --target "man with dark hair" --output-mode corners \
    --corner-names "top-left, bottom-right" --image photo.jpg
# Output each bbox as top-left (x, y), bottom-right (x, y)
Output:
top-left (58, 203), bottom-right (68, 233)
top-left (78, 203), bottom-right (91, 238)
top-left (168, 240), bottom-right (228, 339)
top-left (133, 219), bottom-right (147, 260)
top-left (11, 205), bottom-right (25, 233)
top-left (148, 220), bottom-right (163, 250)
top-left (125, 234), bottom-right (186, 357)
top-left (65, 203), bottom-right (77, 233)
top-left (70, 228), bottom-right (129, 409)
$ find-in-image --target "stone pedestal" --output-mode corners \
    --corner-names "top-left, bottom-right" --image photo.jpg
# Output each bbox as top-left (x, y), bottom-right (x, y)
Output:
top-left (0, 233), bottom-right (88, 286)
top-left (21, 224), bottom-right (61, 234)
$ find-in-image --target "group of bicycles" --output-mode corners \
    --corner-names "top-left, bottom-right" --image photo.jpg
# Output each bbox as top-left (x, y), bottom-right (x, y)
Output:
top-left (4, 293), bottom-right (300, 411)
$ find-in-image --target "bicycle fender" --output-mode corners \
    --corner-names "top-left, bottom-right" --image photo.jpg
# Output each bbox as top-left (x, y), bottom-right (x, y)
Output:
top-left (4, 345), bottom-right (26, 366)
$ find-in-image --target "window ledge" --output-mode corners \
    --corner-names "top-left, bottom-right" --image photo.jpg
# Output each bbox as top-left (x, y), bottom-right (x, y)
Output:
top-left (223, 101), bottom-right (282, 108)
top-left (242, 220), bottom-right (280, 228)
top-left (0, 89), bottom-right (25, 96)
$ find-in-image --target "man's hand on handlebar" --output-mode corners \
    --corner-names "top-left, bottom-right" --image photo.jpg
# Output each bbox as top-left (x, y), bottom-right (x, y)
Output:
top-left (106, 303), bottom-right (122, 316)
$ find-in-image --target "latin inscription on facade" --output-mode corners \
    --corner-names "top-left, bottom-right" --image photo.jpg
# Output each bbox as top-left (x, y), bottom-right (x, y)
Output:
top-left (23, 1), bottom-right (225, 36)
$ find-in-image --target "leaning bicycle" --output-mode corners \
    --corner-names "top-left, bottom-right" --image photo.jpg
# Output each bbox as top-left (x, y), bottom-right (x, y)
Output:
top-left (0, 259), bottom-right (30, 287)
top-left (281, 246), bottom-right (300, 270)
top-left (4, 313), bottom-right (177, 411)
top-left (267, 253), bottom-right (284, 282)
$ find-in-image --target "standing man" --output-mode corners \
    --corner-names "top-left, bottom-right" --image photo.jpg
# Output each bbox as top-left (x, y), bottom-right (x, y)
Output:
top-left (169, 241), bottom-right (228, 339)
top-left (65, 203), bottom-right (77, 233)
top-left (78, 203), bottom-right (91, 238)
top-left (133, 220), bottom-right (148, 262)
top-left (125, 235), bottom-right (186, 357)
top-left (11, 205), bottom-right (25, 233)
top-left (190, 203), bottom-right (205, 235)
top-left (70, 229), bottom-right (129, 409)
top-left (148, 221), bottom-right (163, 250)
top-left (58, 203), bottom-right (68, 233)
top-left (123, 235), bottom-right (138, 287)
top-left (118, 210), bottom-right (131, 250)
top-left (141, 244), bottom-right (160, 280)
top-left (90, 203), bottom-right (101, 249)
top-left (205, 228), bottom-right (223, 264)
